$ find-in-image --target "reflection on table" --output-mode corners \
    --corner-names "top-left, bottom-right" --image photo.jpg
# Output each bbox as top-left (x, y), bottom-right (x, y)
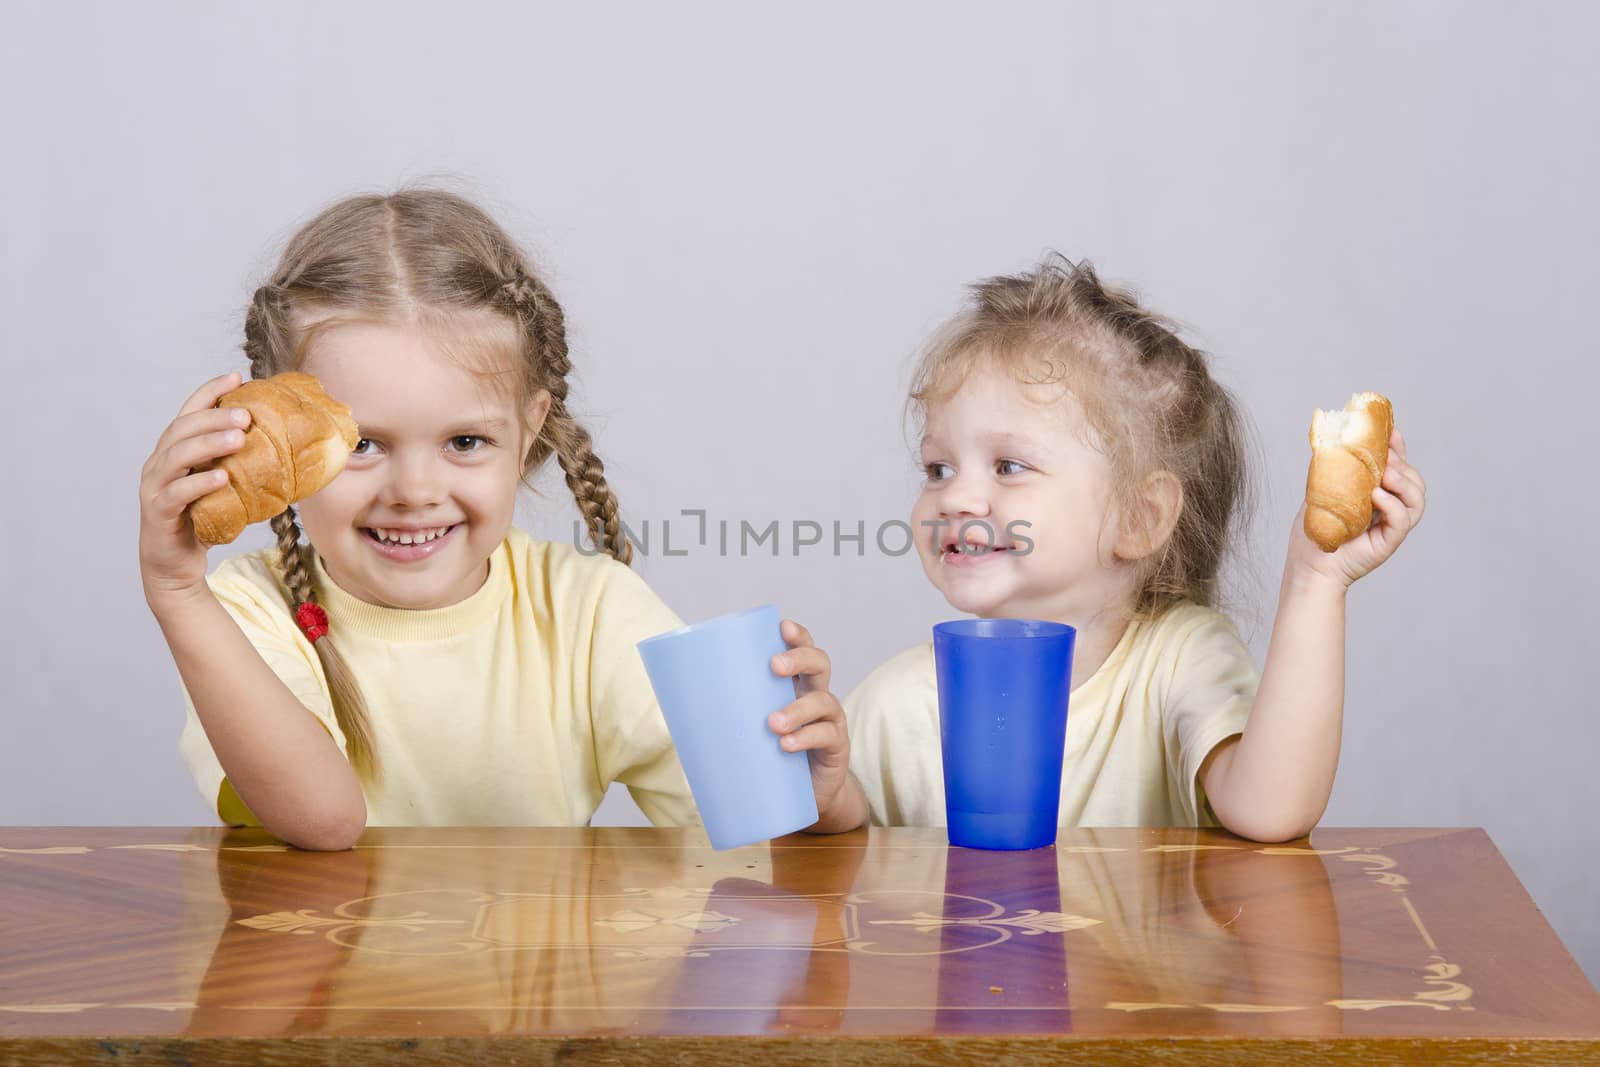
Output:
top-left (3, 826), bottom-right (1598, 1063)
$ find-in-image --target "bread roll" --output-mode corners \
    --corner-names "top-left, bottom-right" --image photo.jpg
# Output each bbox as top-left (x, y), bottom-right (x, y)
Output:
top-left (188, 372), bottom-right (360, 546)
top-left (1303, 392), bottom-right (1393, 552)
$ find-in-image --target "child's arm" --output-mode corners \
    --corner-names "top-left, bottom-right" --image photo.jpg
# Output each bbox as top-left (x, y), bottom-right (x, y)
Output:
top-left (769, 620), bottom-right (870, 833)
top-left (148, 589), bottom-right (367, 850)
top-left (1202, 429), bottom-right (1427, 842)
top-left (141, 372), bottom-right (365, 851)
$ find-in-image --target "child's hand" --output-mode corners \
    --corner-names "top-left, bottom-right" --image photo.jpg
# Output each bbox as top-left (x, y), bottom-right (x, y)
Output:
top-left (139, 371), bottom-right (253, 606)
top-left (1291, 428), bottom-right (1427, 587)
top-left (768, 619), bottom-right (855, 825)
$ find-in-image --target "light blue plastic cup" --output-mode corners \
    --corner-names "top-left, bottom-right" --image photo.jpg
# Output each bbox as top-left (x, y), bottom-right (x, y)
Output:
top-left (933, 618), bottom-right (1076, 850)
top-left (637, 605), bottom-right (818, 850)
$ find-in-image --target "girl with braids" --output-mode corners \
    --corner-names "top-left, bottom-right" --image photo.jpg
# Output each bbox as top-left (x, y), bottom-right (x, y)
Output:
top-left (138, 189), bottom-right (863, 850)
top-left (843, 254), bottom-right (1427, 842)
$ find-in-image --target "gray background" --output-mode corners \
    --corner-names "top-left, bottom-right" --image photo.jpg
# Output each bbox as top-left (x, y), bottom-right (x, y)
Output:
top-left (3, 2), bottom-right (1596, 987)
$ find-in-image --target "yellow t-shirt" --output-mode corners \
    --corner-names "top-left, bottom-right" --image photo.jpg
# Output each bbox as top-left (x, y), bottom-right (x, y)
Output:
top-left (177, 527), bottom-right (696, 828)
top-left (845, 602), bottom-right (1258, 828)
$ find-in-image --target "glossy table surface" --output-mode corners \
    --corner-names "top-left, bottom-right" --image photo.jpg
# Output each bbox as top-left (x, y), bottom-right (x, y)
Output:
top-left (2, 826), bottom-right (1598, 1064)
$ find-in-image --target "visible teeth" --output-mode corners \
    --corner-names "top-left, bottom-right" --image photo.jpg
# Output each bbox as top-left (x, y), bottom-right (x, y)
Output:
top-left (372, 526), bottom-right (449, 545)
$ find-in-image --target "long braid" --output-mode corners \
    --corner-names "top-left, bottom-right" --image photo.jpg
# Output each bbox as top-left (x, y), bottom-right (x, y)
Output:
top-left (245, 285), bottom-right (289, 375)
top-left (500, 270), bottom-right (633, 565)
top-left (249, 280), bottom-right (381, 781)
top-left (264, 508), bottom-right (380, 780)
top-left (269, 510), bottom-right (316, 609)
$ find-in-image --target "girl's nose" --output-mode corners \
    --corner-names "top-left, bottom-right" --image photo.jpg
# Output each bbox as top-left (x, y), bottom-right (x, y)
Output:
top-left (937, 471), bottom-right (990, 519)
top-left (382, 451), bottom-right (446, 509)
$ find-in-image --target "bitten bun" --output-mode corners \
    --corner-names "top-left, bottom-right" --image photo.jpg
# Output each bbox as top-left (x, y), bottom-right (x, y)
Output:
top-left (1303, 392), bottom-right (1394, 552)
top-left (187, 372), bottom-right (360, 546)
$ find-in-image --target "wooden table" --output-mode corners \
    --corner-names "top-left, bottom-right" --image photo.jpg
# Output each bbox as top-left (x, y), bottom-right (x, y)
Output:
top-left (2, 826), bottom-right (1597, 1064)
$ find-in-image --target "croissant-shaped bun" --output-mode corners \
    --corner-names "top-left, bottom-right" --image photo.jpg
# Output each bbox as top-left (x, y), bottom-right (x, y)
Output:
top-left (188, 372), bottom-right (360, 547)
top-left (1303, 392), bottom-right (1393, 552)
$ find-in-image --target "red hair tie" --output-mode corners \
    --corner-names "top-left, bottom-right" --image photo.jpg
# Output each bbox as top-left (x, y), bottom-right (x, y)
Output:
top-left (295, 602), bottom-right (330, 644)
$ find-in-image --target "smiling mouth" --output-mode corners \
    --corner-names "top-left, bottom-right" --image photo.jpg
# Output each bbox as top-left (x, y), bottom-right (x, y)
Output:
top-left (364, 525), bottom-right (458, 546)
top-left (944, 543), bottom-right (1011, 559)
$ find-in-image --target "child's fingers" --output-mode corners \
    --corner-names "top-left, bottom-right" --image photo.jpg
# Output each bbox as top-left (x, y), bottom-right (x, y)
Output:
top-left (171, 424), bottom-right (247, 473)
top-left (153, 468), bottom-right (231, 520)
top-left (1368, 486), bottom-right (1413, 549)
top-left (778, 718), bottom-right (848, 759)
top-left (771, 692), bottom-right (850, 764)
top-left (1380, 455), bottom-right (1409, 497)
top-left (772, 645), bottom-right (830, 679)
top-left (768, 691), bottom-right (844, 740)
top-left (148, 369), bottom-right (246, 476)
top-left (149, 406), bottom-right (251, 473)
top-left (144, 419), bottom-right (248, 499)
top-left (772, 627), bottom-right (832, 693)
top-left (1382, 459), bottom-right (1427, 521)
top-left (174, 405), bottom-right (252, 446)
top-left (1391, 428), bottom-right (1407, 465)
top-left (178, 371), bottom-right (243, 418)
top-left (780, 618), bottom-right (815, 649)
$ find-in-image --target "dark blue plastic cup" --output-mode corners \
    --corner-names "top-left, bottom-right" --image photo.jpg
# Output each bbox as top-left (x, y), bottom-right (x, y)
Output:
top-left (933, 618), bottom-right (1076, 850)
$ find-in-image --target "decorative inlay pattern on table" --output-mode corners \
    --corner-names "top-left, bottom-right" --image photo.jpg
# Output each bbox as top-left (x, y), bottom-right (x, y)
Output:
top-left (0, 836), bottom-right (1475, 1017)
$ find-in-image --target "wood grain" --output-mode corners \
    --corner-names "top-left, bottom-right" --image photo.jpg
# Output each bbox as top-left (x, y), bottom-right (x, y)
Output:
top-left (2, 826), bottom-right (1597, 1064)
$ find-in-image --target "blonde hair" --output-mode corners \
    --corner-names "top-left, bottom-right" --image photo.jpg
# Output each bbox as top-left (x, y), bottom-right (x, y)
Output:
top-left (910, 253), bottom-right (1255, 620)
top-left (244, 188), bottom-right (631, 780)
